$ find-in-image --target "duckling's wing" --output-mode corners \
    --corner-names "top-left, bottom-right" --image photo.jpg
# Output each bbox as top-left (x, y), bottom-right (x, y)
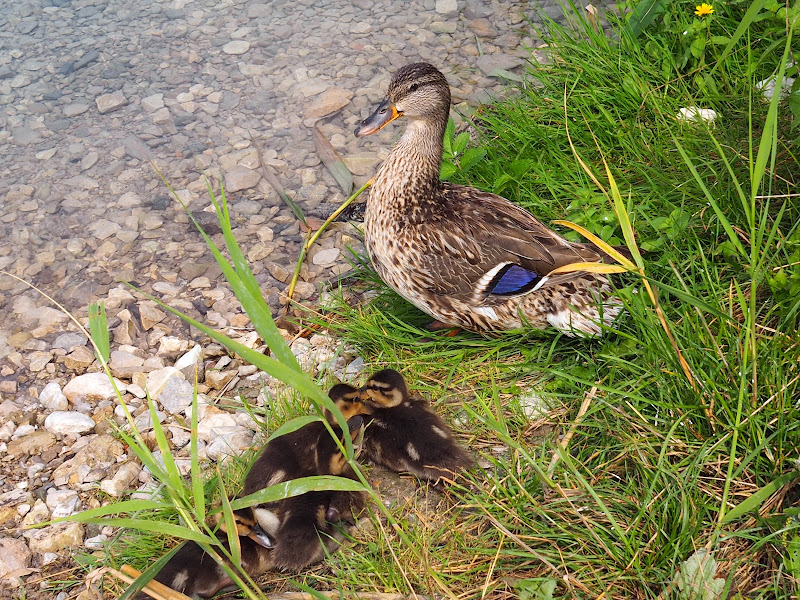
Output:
top-left (413, 184), bottom-right (603, 301)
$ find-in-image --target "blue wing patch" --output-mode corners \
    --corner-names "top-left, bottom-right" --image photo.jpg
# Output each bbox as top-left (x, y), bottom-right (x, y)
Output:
top-left (487, 264), bottom-right (541, 296)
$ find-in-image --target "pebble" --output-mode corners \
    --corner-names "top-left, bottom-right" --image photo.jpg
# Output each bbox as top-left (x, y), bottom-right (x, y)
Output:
top-left (0, 537), bottom-right (31, 580)
top-left (95, 90), bottom-right (128, 114)
top-left (63, 372), bottom-right (125, 402)
top-left (222, 40), bottom-right (250, 55)
top-left (44, 411), bottom-right (97, 436)
top-left (39, 381), bottom-right (69, 410)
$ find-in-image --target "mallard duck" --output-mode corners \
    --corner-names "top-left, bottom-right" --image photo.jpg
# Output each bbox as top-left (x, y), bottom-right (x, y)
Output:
top-left (354, 62), bottom-right (624, 336)
top-left (241, 415), bottom-right (367, 571)
top-left (329, 371), bottom-right (473, 482)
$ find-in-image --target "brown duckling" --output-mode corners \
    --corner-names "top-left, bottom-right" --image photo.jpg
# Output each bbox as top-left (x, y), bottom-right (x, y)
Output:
top-left (132, 510), bottom-right (272, 600)
top-left (133, 418), bottom-right (366, 598)
top-left (241, 415), bottom-right (367, 571)
top-left (329, 371), bottom-right (474, 482)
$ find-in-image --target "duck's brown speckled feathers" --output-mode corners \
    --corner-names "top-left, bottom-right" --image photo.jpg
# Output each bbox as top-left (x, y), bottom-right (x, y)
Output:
top-left (355, 62), bottom-right (624, 336)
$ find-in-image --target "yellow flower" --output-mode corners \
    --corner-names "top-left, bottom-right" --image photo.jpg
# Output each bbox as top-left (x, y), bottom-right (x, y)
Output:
top-left (694, 3), bottom-right (714, 16)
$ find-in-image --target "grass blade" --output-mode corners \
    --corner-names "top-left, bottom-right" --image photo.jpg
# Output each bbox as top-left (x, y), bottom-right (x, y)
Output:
top-left (313, 126), bottom-right (353, 195)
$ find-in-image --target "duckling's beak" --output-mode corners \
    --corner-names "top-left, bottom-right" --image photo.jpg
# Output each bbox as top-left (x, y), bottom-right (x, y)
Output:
top-left (354, 98), bottom-right (403, 137)
top-left (247, 523), bottom-right (274, 549)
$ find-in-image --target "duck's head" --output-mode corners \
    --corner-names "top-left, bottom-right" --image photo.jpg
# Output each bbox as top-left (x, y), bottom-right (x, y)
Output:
top-left (360, 369), bottom-right (409, 408)
top-left (325, 383), bottom-right (370, 423)
top-left (355, 62), bottom-right (451, 137)
top-left (214, 508), bottom-right (275, 549)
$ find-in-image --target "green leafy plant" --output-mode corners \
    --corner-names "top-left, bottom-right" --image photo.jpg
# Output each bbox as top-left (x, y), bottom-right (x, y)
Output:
top-left (441, 117), bottom-right (487, 180)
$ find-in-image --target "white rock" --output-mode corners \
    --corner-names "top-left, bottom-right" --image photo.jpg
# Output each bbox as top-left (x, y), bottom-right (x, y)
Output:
top-left (197, 413), bottom-right (237, 440)
top-left (174, 345), bottom-right (203, 371)
top-left (222, 40), bottom-right (250, 55)
top-left (0, 421), bottom-right (15, 442)
top-left (677, 106), bottom-right (718, 123)
top-left (100, 462), bottom-right (141, 497)
top-left (205, 426), bottom-right (255, 461)
top-left (95, 90), bottom-right (127, 114)
top-left (40, 382), bottom-right (68, 411)
top-left (25, 522), bottom-right (85, 554)
top-left (224, 165), bottom-right (261, 192)
top-left (44, 412), bottom-right (96, 436)
top-left (85, 534), bottom-right (108, 550)
top-left (141, 93), bottom-right (164, 112)
top-left (146, 367), bottom-right (185, 400)
top-left (312, 247), bottom-right (341, 266)
top-left (158, 376), bottom-right (194, 414)
top-left (435, 0), bottom-right (459, 16)
top-left (63, 372), bottom-right (125, 402)
top-left (46, 489), bottom-right (81, 519)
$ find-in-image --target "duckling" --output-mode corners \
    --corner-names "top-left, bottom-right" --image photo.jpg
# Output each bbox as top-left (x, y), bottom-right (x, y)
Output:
top-left (132, 510), bottom-right (272, 600)
top-left (354, 62), bottom-right (625, 336)
top-left (241, 415), bottom-right (367, 571)
top-left (360, 369), bottom-right (473, 482)
top-left (133, 418), bottom-right (366, 598)
top-left (328, 370), bottom-right (473, 482)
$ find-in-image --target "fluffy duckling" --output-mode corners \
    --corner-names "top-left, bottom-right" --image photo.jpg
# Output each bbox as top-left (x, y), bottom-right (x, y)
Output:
top-left (134, 418), bottom-right (366, 598)
top-left (241, 415), bottom-right (367, 571)
top-left (360, 369), bottom-right (473, 482)
top-left (132, 510), bottom-right (272, 600)
top-left (329, 371), bottom-right (473, 482)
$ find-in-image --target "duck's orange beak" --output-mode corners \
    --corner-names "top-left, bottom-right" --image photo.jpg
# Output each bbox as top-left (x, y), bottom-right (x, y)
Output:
top-left (354, 98), bottom-right (403, 137)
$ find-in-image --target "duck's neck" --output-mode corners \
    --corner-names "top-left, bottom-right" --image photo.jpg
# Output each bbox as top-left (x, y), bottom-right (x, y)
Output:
top-left (374, 115), bottom-right (447, 204)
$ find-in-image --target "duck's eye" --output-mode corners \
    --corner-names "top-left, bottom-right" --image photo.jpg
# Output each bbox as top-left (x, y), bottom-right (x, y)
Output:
top-left (409, 83), bottom-right (420, 92)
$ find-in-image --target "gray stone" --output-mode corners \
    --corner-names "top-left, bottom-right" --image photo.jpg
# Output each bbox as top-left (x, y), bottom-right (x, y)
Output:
top-left (46, 489), bottom-right (81, 519)
top-left (52, 332), bottom-right (88, 351)
top-left (145, 367), bottom-right (184, 400)
top-left (435, 0), bottom-right (459, 16)
top-left (476, 54), bottom-right (525, 76)
top-left (100, 461), bottom-right (141, 497)
top-left (312, 247), bottom-right (341, 266)
top-left (44, 411), bottom-right (96, 436)
top-left (305, 87), bottom-right (353, 119)
top-left (222, 40), bottom-right (250, 55)
top-left (205, 426), bottom-right (255, 461)
top-left (158, 376), bottom-right (194, 414)
top-left (63, 372), bottom-right (124, 402)
top-left (141, 93), bottom-right (164, 112)
top-left (25, 522), bottom-right (85, 554)
top-left (464, 0), bottom-right (493, 18)
top-left (224, 165), bottom-right (261, 192)
top-left (96, 90), bottom-right (127, 114)
top-left (40, 382), bottom-right (68, 411)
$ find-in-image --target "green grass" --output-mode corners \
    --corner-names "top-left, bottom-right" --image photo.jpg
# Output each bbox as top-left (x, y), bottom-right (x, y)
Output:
top-left (308, 3), bottom-right (800, 598)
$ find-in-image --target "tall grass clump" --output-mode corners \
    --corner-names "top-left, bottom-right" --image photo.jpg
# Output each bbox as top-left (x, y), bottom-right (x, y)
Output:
top-left (316, 1), bottom-right (800, 597)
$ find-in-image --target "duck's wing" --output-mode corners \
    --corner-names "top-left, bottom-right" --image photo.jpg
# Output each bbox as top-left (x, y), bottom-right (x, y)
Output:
top-left (412, 184), bottom-right (603, 301)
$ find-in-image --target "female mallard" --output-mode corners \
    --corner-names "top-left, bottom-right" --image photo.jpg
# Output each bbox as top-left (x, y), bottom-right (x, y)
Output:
top-left (354, 62), bottom-right (623, 336)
